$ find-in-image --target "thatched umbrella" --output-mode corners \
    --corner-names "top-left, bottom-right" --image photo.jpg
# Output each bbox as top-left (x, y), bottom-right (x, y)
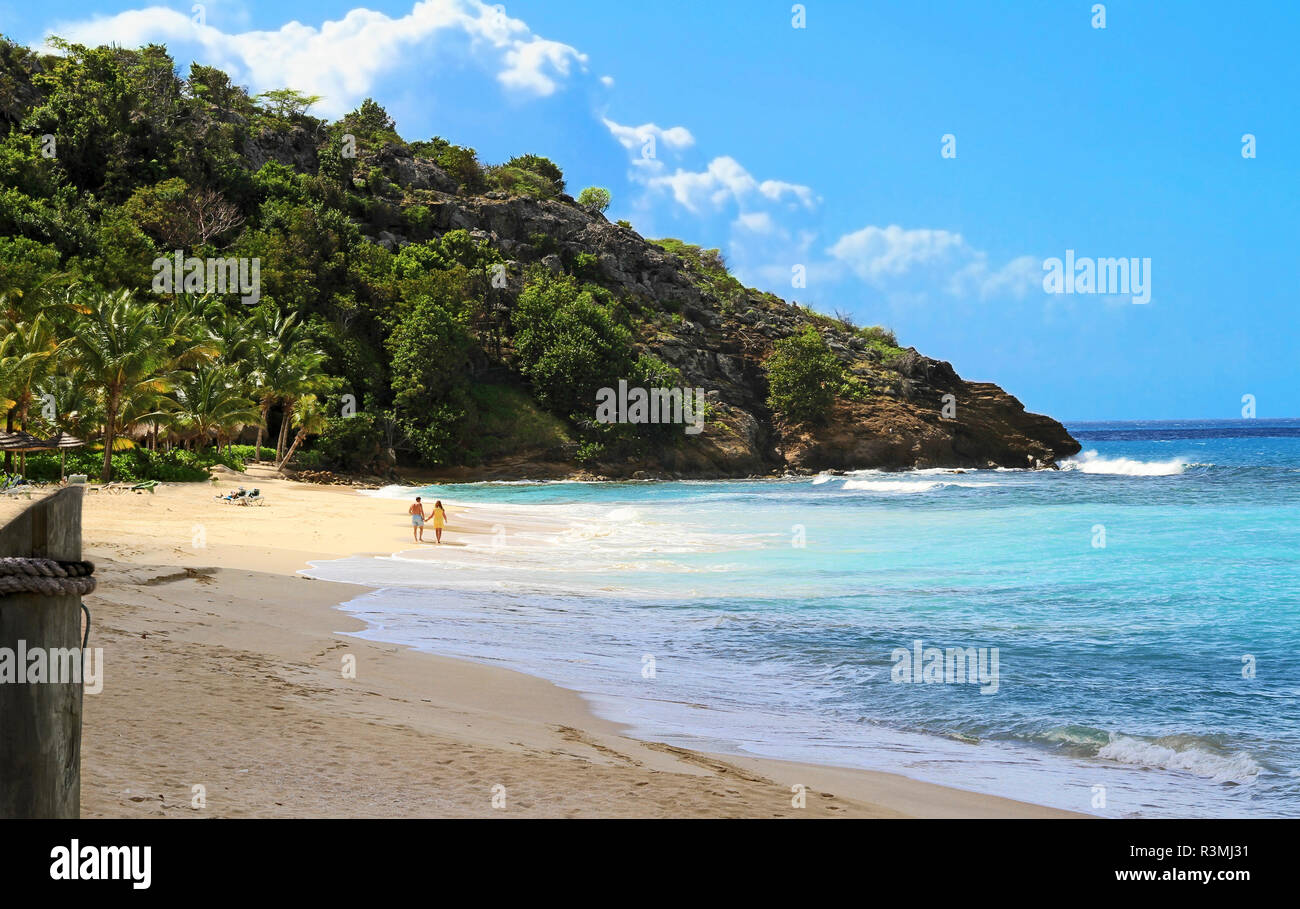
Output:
top-left (0, 430), bottom-right (53, 478)
top-left (44, 432), bottom-right (85, 481)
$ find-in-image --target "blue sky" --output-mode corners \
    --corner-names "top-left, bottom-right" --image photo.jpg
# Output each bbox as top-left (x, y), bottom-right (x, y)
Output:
top-left (4, 0), bottom-right (1297, 420)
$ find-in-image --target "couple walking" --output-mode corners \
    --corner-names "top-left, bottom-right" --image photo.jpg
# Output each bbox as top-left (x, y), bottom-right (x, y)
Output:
top-left (409, 496), bottom-right (448, 543)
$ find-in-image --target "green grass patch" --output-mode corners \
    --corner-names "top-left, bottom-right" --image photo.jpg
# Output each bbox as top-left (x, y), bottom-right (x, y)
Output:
top-left (468, 383), bottom-right (573, 460)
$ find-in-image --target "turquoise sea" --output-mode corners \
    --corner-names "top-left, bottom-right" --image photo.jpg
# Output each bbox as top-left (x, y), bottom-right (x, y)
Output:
top-left (305, 419), bottom-right (1300, 817)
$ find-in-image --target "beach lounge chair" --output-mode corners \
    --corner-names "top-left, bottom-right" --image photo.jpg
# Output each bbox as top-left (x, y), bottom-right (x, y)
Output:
top-left (215, 486), bottom-right (247, 503)
top-left (236, 488), bottom-right (264, 506)
top-left (131, 480), bottom-right (159, 494)
top-left (1, 484), bottom-right (33, 500)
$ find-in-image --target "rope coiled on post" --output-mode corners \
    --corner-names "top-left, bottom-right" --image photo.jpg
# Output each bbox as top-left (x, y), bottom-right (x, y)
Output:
top-left (0, 557), bottom-right (97, 597)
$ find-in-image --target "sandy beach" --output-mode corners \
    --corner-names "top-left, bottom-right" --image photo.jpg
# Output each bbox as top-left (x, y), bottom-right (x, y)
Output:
top-left (2, 470), bottom-right (1078, 818)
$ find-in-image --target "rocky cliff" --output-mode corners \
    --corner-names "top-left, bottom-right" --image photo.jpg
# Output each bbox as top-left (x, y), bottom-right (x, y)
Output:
top-left (361, 144), bottom-right (1080, 477)
top-left (359, 145), bottom-right (1076, 477)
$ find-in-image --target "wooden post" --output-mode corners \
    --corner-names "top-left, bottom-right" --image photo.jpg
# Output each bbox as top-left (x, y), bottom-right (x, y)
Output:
top-left (0, 487), bottom-right (84, 818)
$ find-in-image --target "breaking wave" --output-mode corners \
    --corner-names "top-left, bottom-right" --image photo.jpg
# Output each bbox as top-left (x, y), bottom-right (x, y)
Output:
top-left (1061, 450), bottom-right (1189, 476)
top-left (1097, 734), bottom-right (1261, 784)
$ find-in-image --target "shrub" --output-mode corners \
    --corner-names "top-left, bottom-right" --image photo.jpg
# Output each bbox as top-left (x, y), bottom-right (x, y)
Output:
top-left (572, 251), bottom-right (600, 280)
top-left (392, 229), bottom-right (499, 277)
top-left (838, 373), bottom-right (872, 402)
top-left (651, 237), bottom-right (745, 301)
top-left (859, 324), bottom-right (898, 346)
top-left (504, 154), bottom-right (565, 193)
top-left (411, 137), bottom-right (487, 193)
top-left (486, 164), bottom-right (560, 200)
top-left (577, 186), bottom-right (611, 213)
top-left (574, 440), bottom-right (605, 464)
top-left (312, 412), bottom-right (387, 472)
top-left (21, 447), bottom-right (244, 482)
top-left (0, 235), bottom-right (62, 296)
top-left (528, 231), bottom-right (558, 256)
top-left (858, 324), bottom-right (904, 362)
top-left (765, 327), bottom-right (843, 425)
top-left (337, 98), bottom-right (404, 150)
top-left (510, 270), bottom-right (637, 419)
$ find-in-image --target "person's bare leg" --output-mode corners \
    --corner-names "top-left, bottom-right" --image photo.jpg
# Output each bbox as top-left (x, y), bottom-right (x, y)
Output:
top-left (435, 527), bottom-right (442, 544)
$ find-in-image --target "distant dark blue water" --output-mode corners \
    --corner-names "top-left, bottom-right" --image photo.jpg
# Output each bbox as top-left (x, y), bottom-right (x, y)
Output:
top-left (1071, 418), bottom-right (1300, 441)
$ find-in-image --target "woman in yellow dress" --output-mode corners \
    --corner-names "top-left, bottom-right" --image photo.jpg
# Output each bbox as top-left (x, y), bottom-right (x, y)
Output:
top-left (431, 500), bottom-right (448, 544)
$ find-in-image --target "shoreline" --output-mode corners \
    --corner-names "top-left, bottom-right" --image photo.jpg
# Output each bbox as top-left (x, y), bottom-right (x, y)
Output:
top-left (3, 471), bottom-right (1080, 818)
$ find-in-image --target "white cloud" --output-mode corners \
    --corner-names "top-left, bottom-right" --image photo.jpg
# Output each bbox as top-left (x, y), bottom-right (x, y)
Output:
top-left (829, 225), bottom-right (967, 282)
top-left (601, 117), bottom-right (695, 152)
top-left (601, 118), bottom-right (821, 295)
top-left (949, 254), bottom-right (1041, 301)
top-left (498, 34), bottom-right (588, 95)
top-left (757, 178), bottom-right (817, 209)
top-left (828, 224), bottom-right (1040, 301)
top-left (734, 211), bottom-right (776, 234)
top-left (646, 156), bottom-right (818, 215)
top-left (43, 0), bottom-right (588, 116)
top-left (602, 116), bottom-right (816, 224)
top-left (600, 75), bottom-right (615, 87)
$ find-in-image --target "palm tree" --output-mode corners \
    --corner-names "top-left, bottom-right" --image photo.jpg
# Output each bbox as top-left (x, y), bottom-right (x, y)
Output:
top-left (0, 312), bottom-right (64, 474)
top-left (63, 289), bottom-right (203, 481)
top-left (247, 309), bottom-right (330, 462)
top-left (154, 293), bottom-right (222, 370)
top-left (38, 369), bottom-right (102, 439)
top-left (206, 300), bottom-right (263, 365)
top-left (276, 394), bottom-right (328, 470)
top-left (250, 345), bottom-right (294, 460)
top-left (273, 351), bottom-right (335, 463)
top-left (117, 386), bottom-right (178, 454)
top-left (170, 364), bottom-right (259, 452)
top-left (126, 296), bottom-right (216, 454)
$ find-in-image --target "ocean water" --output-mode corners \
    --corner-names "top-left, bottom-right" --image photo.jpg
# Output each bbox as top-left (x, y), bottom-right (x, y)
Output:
top-left (303, 419), bottom-right (1300, 817)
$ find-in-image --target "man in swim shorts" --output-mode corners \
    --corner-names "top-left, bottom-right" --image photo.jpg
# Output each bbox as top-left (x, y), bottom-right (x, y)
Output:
top-left (409, 496), bottom-right (428, 542)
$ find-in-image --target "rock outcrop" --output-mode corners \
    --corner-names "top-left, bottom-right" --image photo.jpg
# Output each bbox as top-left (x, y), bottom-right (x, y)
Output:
top-left (241, 125), bottom-right (320, 174)
top-left (269, 146), bottom-right (1080, 477)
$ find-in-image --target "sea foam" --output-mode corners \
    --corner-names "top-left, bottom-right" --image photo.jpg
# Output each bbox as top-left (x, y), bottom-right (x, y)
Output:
top-left (1061, 450), bottom-right (1188, 476)
top-left (1097, 735), bottom-right (1261, 784)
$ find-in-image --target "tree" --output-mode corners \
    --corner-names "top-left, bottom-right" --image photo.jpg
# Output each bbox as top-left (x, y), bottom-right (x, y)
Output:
top-left (245, 309), bottom-right (328, 461)
top-left (0, 312), bottom-right (62, 429)
top-left (125, 180), bottom-right (245, 249)
top-left (37, 367), bottom-right (100, 440)
top-left (170, 363), bottom-right (259, 452)
top-left (577, 186), bottom-right (611, 213)
top-left (254, 88), bottom-right (322, 120)
top-left (511, 272), bottom-right (636, 419)
top-left (276, 394), bottom-right (328, 470)
top-left (274, 357), bottom-right (334, 464)
top-left (187, 64), bottom-right (255, 118)
top-left (0, 311), bottom-right (63, 474)
top-left (337, 98), bottom-right (402, 149)
top-left (63, 289), bottom-right (176, 481)
top-left (386, 295), bottom-right (472, 464)
top-left (765, 326), bottom-right (844, 425)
